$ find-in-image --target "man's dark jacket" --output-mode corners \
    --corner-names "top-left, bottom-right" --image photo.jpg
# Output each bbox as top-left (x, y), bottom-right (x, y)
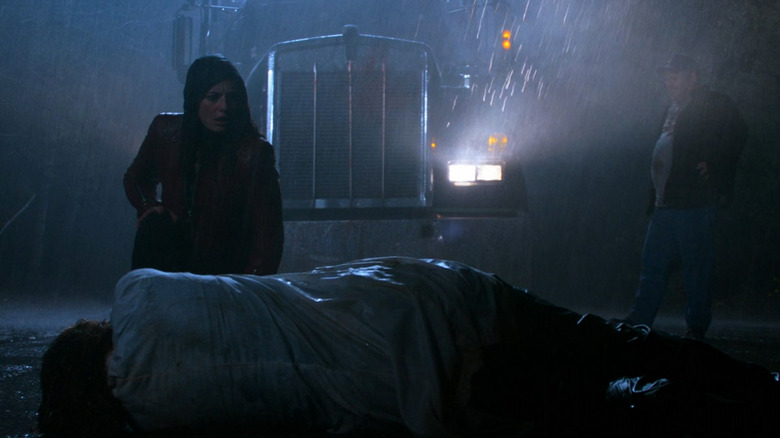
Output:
top-left (650, 86), bottom-right (748, 211)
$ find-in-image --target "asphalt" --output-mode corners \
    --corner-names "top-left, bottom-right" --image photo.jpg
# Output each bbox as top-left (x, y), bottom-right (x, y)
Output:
top-left (2, 304), bottom-right (779, 438)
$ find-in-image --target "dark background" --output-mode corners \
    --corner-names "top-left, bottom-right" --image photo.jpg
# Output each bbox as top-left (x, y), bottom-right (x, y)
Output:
top-left (1, 0), bottom-right (778, 319)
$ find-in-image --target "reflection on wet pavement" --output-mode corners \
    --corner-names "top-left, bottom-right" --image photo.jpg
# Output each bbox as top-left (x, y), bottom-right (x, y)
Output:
top-left (1, 301), bottom-right (110, 438)
top-left (1, 328), bottom-right (53, 438)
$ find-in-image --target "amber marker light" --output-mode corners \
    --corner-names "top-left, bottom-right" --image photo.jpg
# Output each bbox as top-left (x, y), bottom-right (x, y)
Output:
top-left (488, 134), bottom-right (508, 152)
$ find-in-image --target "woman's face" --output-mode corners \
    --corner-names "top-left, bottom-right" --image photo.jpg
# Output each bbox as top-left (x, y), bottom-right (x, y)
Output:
top-left (198, 80), bottom-right (239, 133)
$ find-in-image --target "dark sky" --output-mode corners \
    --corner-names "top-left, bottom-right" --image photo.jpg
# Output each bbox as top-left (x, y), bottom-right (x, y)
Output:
top-left (0, 0), bottom-right (778, 317)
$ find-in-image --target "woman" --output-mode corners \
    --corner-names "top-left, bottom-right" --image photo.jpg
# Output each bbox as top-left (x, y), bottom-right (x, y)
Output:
top-left (123, 56), bottom-right (283, 275)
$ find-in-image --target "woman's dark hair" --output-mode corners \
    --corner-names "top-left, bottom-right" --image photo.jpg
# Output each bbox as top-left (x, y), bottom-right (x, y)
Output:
top-left (180, 55), bottom-right (262, 181)
top-left (38, 320), bottom-right (129, 437)
top-left (182, 55), bottom-right (257, 138)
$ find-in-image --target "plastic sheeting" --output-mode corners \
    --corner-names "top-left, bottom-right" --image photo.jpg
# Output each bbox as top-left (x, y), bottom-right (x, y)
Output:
top-left (108, 257), bottom-right (509, 436)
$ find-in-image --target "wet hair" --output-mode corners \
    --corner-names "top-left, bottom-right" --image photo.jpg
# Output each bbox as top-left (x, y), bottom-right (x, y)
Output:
top-left (182, 55), bottom-right (255, 135)
top-left (38, 320), bottom-right (129, 437)
top-left (183, 55), bottom-right (245, 110)
top-left (180, 55), bottom-right (262, 179)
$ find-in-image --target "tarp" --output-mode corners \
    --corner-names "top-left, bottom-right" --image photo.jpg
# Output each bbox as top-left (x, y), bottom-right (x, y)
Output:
top-left (108, 257), bottom-right (508, 436)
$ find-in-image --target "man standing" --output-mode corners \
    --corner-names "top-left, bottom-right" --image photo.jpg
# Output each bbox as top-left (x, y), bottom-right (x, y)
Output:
top-left (626, 54), bottom-right (748, 339)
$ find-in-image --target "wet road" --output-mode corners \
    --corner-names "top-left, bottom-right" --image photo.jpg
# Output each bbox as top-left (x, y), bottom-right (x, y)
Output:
top-left (2, 303), bottom-right (779, 438)
top-left (1, 301), bottom-right (110, 438)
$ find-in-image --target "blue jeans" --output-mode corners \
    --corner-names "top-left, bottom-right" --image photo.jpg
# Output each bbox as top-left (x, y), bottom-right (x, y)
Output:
top-left (628, 207), bottom-right (716, 332)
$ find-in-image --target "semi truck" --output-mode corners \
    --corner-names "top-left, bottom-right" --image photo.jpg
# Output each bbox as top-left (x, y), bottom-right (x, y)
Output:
top-left (172, 0), bottom-right (533, 285)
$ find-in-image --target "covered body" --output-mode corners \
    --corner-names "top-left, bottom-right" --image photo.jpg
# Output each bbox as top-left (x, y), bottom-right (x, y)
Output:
top-left (107, 257), bottom-right (776, 436)
top-left (109, 257), bottom-right (513, 435)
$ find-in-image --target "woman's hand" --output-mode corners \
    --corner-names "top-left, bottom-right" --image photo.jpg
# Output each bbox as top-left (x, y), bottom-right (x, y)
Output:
top-left (136, 205), bottom-right (178, 228)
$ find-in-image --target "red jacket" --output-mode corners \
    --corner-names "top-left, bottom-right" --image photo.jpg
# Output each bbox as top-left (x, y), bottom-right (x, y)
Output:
top-left (124, 113), bottom-right (283, 275)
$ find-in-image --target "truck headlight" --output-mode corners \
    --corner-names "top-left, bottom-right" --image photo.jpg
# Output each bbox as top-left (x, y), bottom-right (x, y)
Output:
top-left (448, 162), bottom-right (503, 185)
top-left (476, 164), bottom-right (503, 181)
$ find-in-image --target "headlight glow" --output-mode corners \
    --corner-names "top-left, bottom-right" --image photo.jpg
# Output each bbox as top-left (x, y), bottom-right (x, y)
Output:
top-left (477, 164), bottom-right (502, 181)
top-left (448, 164), bottom-right (477, 183)
top-left (448, 162), bottom-right (504, 185)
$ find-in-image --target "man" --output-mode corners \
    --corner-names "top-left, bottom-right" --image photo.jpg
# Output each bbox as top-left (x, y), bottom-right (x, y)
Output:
top-left (626, 54), bottom-right (748, 339)
top-left (39, 257), bottom-right (776, 437)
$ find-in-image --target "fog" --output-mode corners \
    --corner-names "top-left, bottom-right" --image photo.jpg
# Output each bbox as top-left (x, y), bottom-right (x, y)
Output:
top-left (1, 0), bottom-right (778, 321)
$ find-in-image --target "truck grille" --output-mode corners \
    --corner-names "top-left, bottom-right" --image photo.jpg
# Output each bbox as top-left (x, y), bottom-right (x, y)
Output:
top-left (276, 67), bottom-right (426, 208)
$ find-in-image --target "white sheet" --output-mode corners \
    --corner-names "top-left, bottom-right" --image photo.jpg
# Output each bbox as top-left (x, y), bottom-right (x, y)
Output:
top-left (108, 257), bottom-right (506, 436)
